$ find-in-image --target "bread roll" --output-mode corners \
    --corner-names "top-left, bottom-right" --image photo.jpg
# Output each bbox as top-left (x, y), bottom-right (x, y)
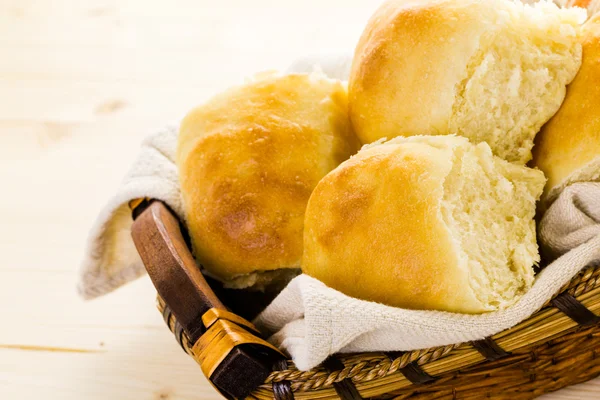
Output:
top-left (532, 15), bottom-right (600, 204)
top-left (177, 73), bottom-right (360, 289)
top-left (302, 136), bottom-right (545, 313)
top-left (349, 0), bottom-right (584, 164)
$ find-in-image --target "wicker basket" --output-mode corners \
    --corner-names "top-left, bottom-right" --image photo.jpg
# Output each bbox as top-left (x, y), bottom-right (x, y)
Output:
top-left (130, 199), bottom-right (600, 400)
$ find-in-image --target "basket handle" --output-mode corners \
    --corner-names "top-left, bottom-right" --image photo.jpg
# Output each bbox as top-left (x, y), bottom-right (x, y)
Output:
top-left (131, 200), bottom-right (284, 399)
top-left (131, 199), bottom-right (224, 341)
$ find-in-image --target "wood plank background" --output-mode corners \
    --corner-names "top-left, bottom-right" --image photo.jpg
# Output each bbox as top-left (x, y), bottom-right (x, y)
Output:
top-left (0, 0), bottom-right (598, 398)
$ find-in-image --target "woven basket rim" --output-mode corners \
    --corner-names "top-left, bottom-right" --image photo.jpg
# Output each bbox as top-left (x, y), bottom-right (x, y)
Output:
top-left (265, 265), bottom-right (600, 390)
top-left (135, 200), bottom-right (600, 399)
top-left (158, 264), bottom-right (600, 394)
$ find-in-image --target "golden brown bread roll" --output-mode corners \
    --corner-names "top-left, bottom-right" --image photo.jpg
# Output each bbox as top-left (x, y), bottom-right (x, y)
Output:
top-left (349, 0), bottom-right (584, 164)
top-left (302, 136), bottom-right (545, 313)
top-left (532, 15), bottom-right (600, 204)
top-left (177, 73), bottom-right (360, 289)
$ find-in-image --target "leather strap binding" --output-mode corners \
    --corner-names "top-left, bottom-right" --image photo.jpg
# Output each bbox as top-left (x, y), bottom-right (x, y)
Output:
top-left (552, 292), bottom-right (600, 326)
top-left (174, 322), bottom-right (185, 350)
top-left (161, 302), bottom-right (172, 326)
top-left (322, 357), bottom-right (364, 400)
top-left (160, 302), bottom-right (186, 351)
top-left (272, 359), bottom-right (295, 400)
top-left (471, 337), bottom-right (510, 361)
top-left (385, 352), bottom-right (436, 384)
top-left (400, 361), bottom-right (436, 384)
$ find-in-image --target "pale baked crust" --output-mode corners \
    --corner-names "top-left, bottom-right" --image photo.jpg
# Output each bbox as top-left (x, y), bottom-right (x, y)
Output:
top-left (349, 0), bottom-right (488, 142)
top-left (302, 140), bottom-right (484, 313)
top-left (177, 74), bottom-right (360, 284)
top-left (349, 0), bottom-right (583, 164)
top-left (532, 16), bottom-right (600, 202)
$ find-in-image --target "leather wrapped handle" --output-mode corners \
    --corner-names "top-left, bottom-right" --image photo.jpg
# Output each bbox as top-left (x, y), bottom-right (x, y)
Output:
top-left (131, 200), bottom-right (284, 399)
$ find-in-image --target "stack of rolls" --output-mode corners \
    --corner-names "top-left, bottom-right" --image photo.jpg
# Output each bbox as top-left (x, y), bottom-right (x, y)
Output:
top-left (177, 0), bottom-right (595, 314)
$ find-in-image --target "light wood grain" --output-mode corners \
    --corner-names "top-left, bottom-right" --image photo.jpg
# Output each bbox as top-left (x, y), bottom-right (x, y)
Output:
top-left (1, 0), bottom-right (599, 399)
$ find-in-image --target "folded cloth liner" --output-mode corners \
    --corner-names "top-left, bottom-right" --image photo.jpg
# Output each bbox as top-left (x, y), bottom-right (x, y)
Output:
top-left (539, 182), bottom-right (600, 260)
top-left (78, 54), bottom-right (600, 372)
top-left (78, 123), bottom-right (183, 299)
top-left (78, 54), bottom-right (351, 299)
top-left (254, 183), bottom-right (600, 370)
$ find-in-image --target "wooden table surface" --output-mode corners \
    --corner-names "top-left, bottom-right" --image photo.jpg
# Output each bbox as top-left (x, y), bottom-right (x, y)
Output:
top-left (1, 0), bottom-right (599, 399)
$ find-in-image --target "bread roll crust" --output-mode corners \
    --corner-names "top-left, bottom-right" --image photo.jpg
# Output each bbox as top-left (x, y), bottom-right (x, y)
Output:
top-left (349, 0), bottom-right (584, 164)
top-left (177, 74), bottom-right (359, 285)
top-left (350, 0), bottom-right (488, 139)
top-left (532, 15), bottom-right (600, 203)
top-left (302, 140), bottom-right (481, 312)
top-left (302, 136), bottom-right (544, 313)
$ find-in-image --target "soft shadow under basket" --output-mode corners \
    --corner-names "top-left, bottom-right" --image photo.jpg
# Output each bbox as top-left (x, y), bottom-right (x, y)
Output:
top-left (130, 199), bottom-right (600, 400)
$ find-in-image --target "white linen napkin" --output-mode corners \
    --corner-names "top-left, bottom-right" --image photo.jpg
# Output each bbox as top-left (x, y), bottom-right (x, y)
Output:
top-left (78, 123), bottom-right (182, 299)
top-left (254, 183), bottom-right (600, 370)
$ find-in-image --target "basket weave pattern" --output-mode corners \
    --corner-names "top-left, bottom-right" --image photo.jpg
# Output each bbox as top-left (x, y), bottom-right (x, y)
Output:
top-left (134, 200), bottom-right (600, 400)
top-left (159, 265), bottom-right (600, 399)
